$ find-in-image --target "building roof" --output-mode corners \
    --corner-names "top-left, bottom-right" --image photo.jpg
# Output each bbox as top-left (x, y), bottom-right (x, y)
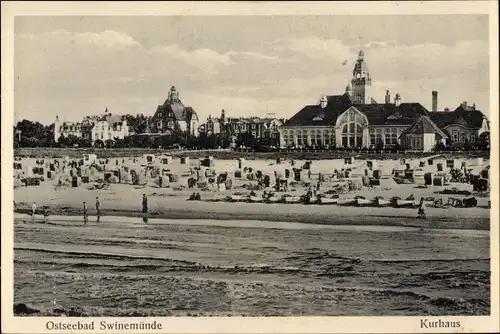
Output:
top-left (356, 103), bottom-right (429, 126)
top-left (186, 107), bottom-right (198, 121)
top-left (281, 93), bottom-right (353, 127)
top-left (281, 94), bottom-right (430, 128)
top-left (155, 94), bottom-right (197, 123)
top-left (99, 114), bottom-right (124, 125)
top-left (428, 105), bottom-right (486, 129)
top-left (400, 116), bottom-right (448, 138)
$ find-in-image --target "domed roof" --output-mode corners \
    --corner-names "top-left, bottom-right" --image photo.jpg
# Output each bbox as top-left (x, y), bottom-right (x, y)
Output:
top-left (358, 50), bottom-right (364, 58)
top-left (170, 86), bottom-right (177, 91)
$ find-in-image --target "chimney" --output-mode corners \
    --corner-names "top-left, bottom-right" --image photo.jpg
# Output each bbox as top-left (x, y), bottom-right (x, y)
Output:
top-left (394, 93), bottom-right (401, 107)
top-left (444, 107), bottom-right (450, 112)
top-left (432, 91), bottom-right (438, 112)
top-left (385, 90), bottom-right (391, 104)
top-left (320, 95), bottom-right (328, 108)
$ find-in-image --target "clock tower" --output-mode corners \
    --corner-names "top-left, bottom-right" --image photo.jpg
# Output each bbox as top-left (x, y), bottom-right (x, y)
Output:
top-left (351, 50), bottom-right (372, 104)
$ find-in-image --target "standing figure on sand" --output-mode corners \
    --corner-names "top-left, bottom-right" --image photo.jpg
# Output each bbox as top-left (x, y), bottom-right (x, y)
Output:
top-left (95, 197), bottom-right (101, 223)
top-left (142, 194), bottom-right (148, 223)
top-left (417, 197), bottom-right (427, 219)
top-left (83, 202), bottom-right (88, 224)
top-left (31, 202), bottom-right (37, 221)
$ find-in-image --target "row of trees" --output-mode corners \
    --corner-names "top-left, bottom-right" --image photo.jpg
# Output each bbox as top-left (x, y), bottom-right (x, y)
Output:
top-left (14, 119), bottom-right (489, 151)
top-left (13, 120), bottom-right (55, 148)
top-left (13, 119), bottom-right (279, 149)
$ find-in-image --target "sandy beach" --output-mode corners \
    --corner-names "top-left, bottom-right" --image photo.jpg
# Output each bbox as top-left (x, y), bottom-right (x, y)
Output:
top-left (14, 180), bottom-right (490, 230)
top-left (13, 156), bottom-right (491, 316)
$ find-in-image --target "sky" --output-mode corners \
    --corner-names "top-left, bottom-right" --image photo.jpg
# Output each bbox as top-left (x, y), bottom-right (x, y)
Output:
top-left (14, 15), bottom-right (490, 125)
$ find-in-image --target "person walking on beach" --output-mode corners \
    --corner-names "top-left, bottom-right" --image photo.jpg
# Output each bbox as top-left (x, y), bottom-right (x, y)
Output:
top-left (142, 194), bottom-right (148, 223)
top-left (31, 202), bottom-right (37, 221)
top-left (83, 201), bottom-right (88, 224)
top-left (142, 194), bottom-right (148, 213)
top-left (95, 197), bottom-right (101, 222)
top-left (417, 197), bottom-right (427, 219)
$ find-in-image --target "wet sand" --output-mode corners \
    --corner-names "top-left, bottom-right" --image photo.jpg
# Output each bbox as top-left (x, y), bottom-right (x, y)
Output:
top-left (14, 184), bottom-right (490, 231)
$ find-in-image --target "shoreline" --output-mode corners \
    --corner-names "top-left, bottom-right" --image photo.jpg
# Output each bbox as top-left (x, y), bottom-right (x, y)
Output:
top-left (15, 200), bottom-right (490, 231)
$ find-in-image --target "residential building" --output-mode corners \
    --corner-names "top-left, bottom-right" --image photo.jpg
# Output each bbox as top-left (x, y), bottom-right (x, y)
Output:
top-left (53, 110), bottom-right (131, 144)
top-left (90, 112), bottom-right (129, 144)
top-left (54, 117), bottom-right (83, 141)
top-left (196, 109), bottom-right (282, 147)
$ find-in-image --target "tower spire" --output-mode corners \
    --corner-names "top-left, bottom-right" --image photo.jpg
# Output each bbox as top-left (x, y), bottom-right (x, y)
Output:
top-left (350, 50), bottom-right (372, 104)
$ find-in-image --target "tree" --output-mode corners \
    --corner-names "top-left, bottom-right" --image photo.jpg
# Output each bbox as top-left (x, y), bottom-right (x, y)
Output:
top-left (124, 113), bottom-right (151, 134)
top-left (105, 139), bottom-right (115, 148)
top-left (186, 135), bottom-right (199, 149)
top-left (198, 133), bottom-right (217, 149)
top-left (237, 132), bottom-right (257, 148)
top-left (15, 119), bottom-right (55, 147)
top-left (77, 137), bottom-right (92, 148)
top-left (94, 139), bottom-right (105, 148)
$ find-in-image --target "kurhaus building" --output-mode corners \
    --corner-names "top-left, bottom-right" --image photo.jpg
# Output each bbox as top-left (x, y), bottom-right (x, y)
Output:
top-left (279, 50), bottom-right (489, 151)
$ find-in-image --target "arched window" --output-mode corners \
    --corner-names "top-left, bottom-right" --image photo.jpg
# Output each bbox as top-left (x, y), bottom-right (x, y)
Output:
top-left (341, 122), bottom-right (364, 148)
top-left (385, 133), bottom-right (391, 145)
top-left (301, 131), bottom-right (308, 146)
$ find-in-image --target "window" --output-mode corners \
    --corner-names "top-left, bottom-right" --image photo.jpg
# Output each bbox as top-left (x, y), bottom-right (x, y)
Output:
top-left (452, 131), bottom-right (459, 142)
top-left (370, 134), bottom-right (376, 145)
top-left (471, 133), bottom-right (476, 142)
top-left (385, 134), bottom-right (391, 145)
top-left (341, 122), bottom-right (364, 148)
top-left (391, 133), bottom-right (398, 145)
top-left (283, 135), bottom-right (288, 145)
top-left (460, 133), bottom-right (466, 143)
top-left (100, 133), bottom-right (104, 139)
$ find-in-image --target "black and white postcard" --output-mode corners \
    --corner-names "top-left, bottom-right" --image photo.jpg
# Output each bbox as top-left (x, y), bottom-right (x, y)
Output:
top-left (1, 1), bottom-right (498, 333)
